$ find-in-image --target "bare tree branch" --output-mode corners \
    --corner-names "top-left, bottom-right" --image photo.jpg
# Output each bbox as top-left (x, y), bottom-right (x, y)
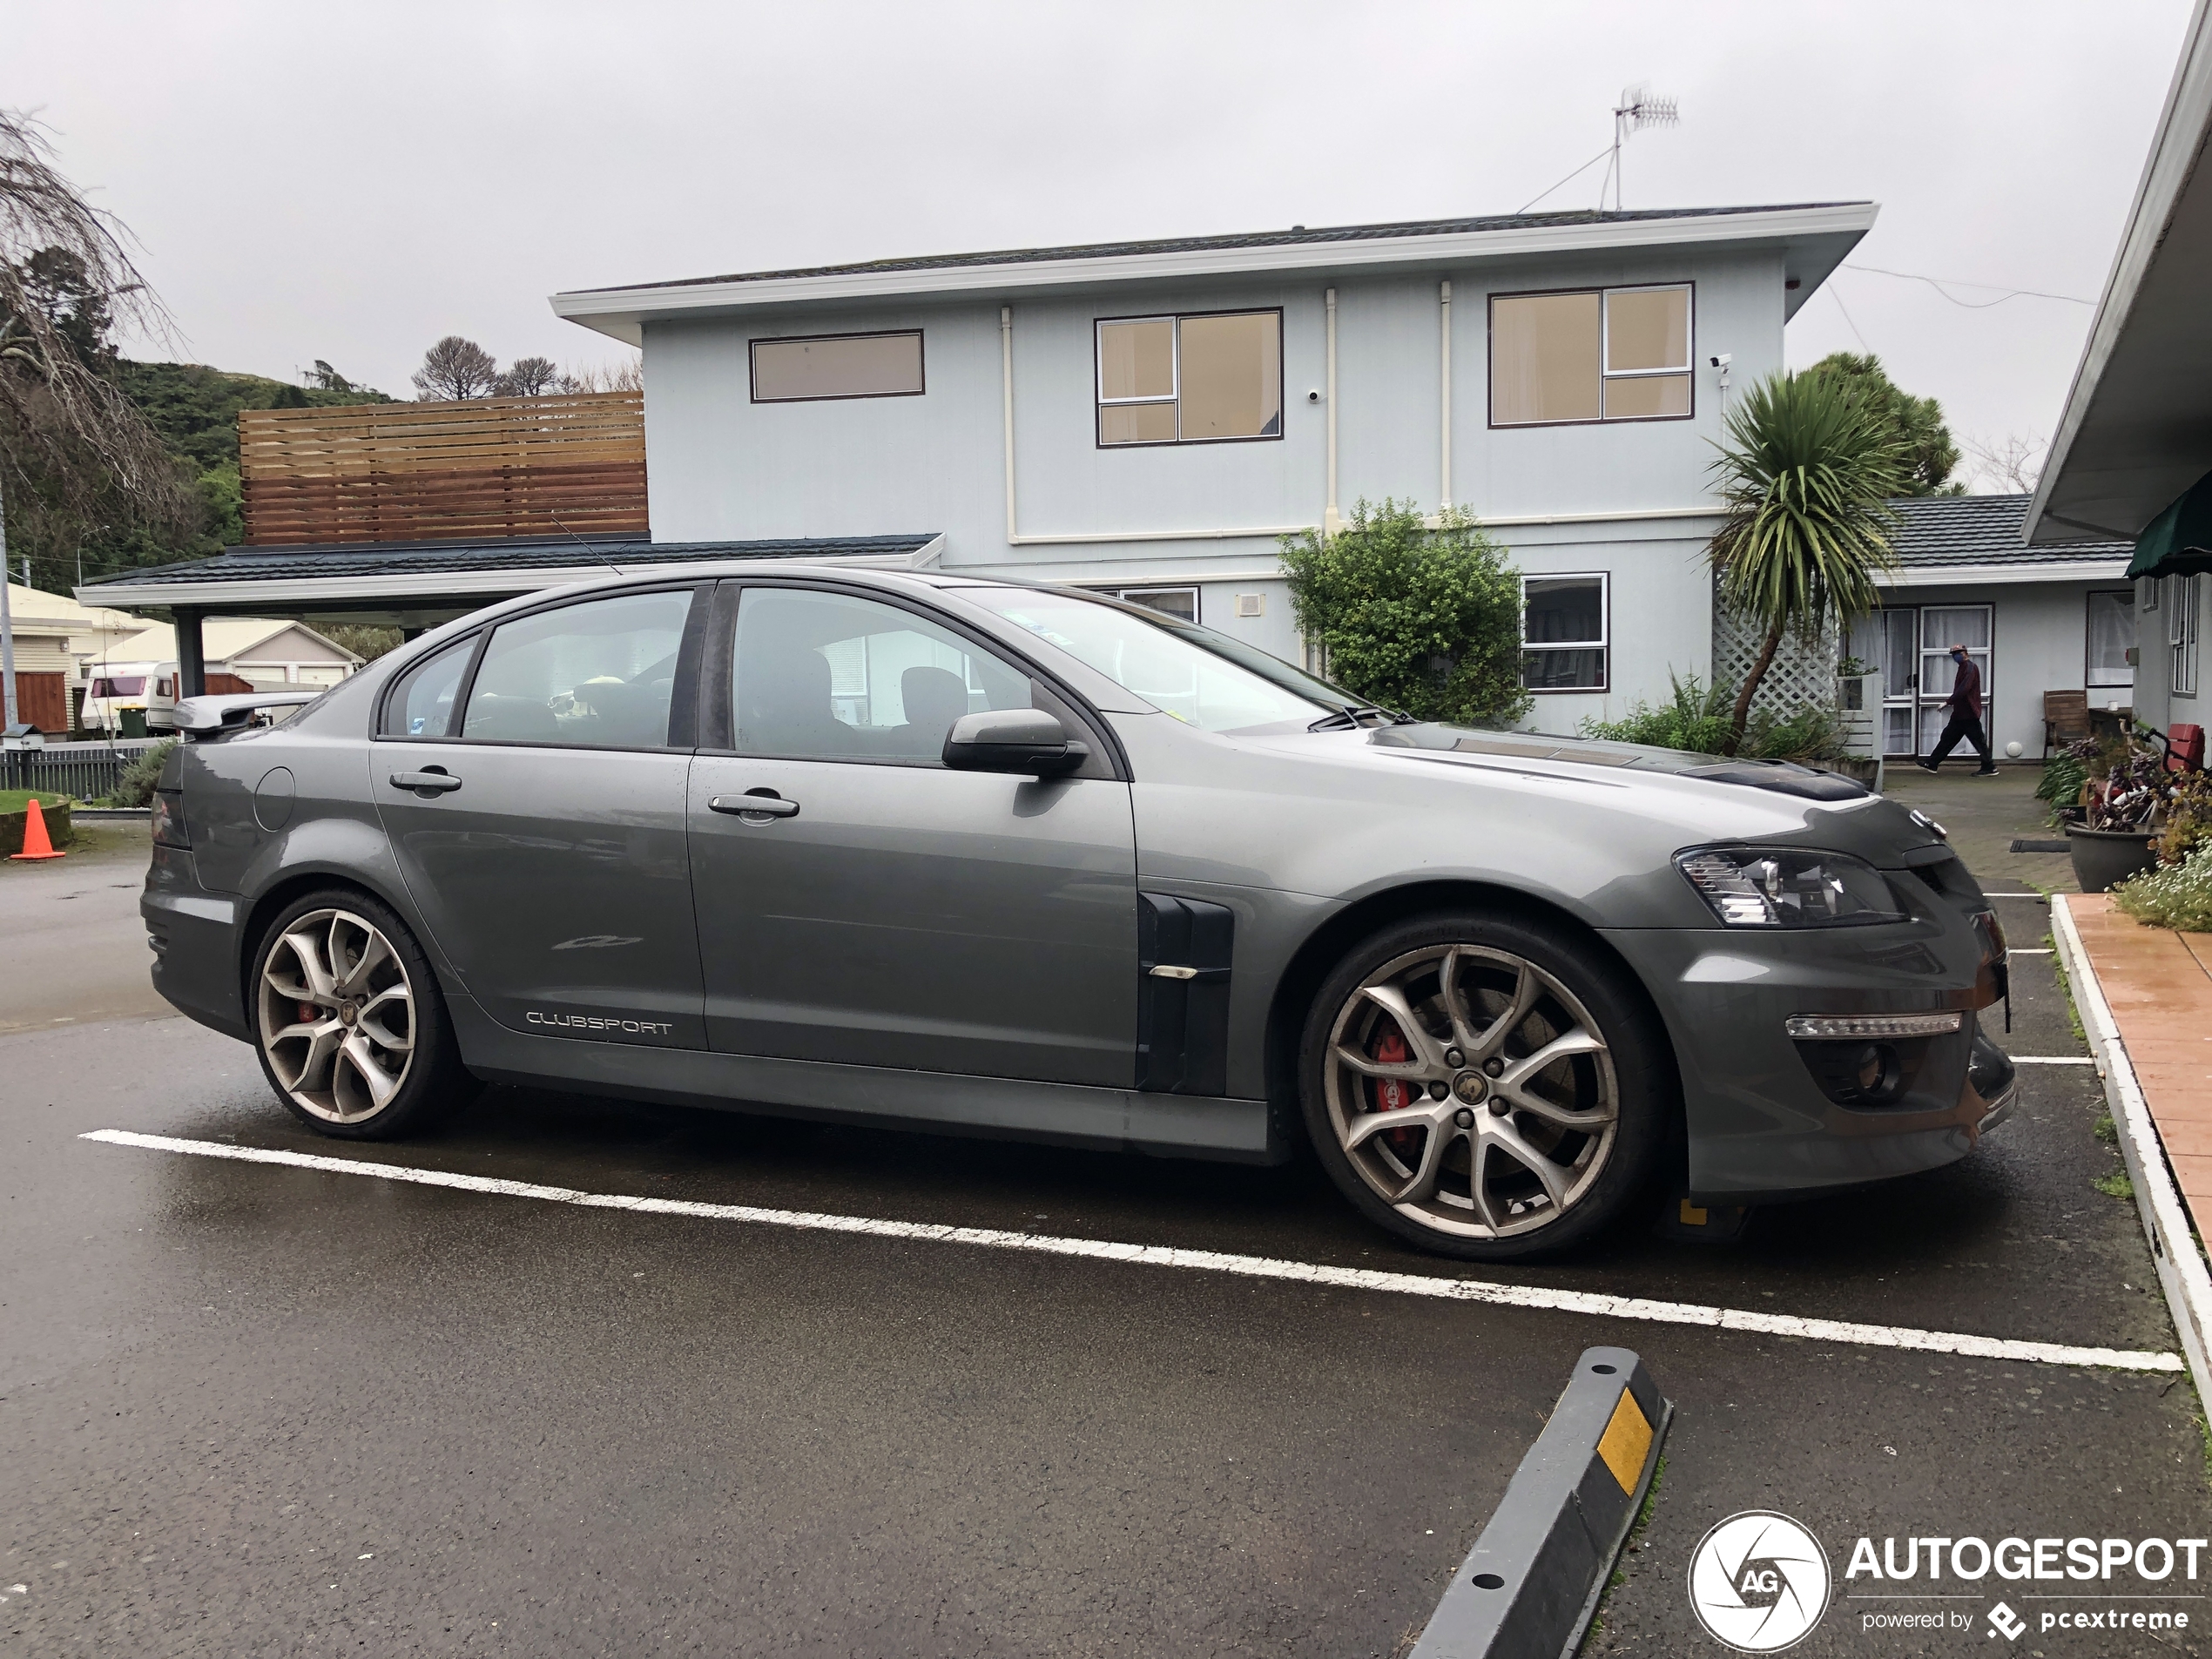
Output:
top-left (0, 108), bottom-right (191, 525)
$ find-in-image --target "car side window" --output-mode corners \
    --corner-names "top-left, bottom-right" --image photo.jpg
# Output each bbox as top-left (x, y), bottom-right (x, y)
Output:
top-left (380, 637), bottom-right (474, 738)
top-left (732, 587), bottom-right (1032, 763)
top-left (461, 590), bottom-right (693, 748)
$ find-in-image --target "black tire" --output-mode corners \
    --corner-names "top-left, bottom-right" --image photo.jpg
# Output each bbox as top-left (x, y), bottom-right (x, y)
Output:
top-left (248, 887), bottom-right (474, 1140)
top-left (1298, 909), bottom-right (1673, 1261)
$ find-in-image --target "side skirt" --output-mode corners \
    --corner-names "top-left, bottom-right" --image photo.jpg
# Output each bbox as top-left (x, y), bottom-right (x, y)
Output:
top-left (447, 995), bottom-right (1284, 1165)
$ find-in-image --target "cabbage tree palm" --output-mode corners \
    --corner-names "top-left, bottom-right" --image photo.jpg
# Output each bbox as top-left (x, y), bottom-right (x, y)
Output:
top-left (1706, 369), bottom-right (1908, 756)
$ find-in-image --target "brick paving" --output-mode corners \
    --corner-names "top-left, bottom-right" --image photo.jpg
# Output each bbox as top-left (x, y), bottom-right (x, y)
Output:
top-left (2069, 894), bottom-right (2212, 1233)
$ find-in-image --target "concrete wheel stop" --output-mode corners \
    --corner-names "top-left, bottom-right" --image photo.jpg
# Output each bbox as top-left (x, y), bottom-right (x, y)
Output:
top-left (1408, 1345), bottom-right (1670, 1659)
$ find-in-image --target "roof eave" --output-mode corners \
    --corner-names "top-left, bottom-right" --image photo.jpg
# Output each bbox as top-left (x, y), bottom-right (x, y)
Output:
top-left (2030, 0), bottom-right (2212, 544)
top-left (550, 203), bottom-right (1878, 342)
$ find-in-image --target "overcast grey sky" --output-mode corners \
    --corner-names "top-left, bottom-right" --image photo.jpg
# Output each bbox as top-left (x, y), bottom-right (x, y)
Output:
top-left (15, 0), bottom-right (2194, 486)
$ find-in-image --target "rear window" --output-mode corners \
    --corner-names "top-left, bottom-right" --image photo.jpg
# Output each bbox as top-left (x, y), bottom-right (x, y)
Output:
top-left (380, 638), bottom-right (474, 738)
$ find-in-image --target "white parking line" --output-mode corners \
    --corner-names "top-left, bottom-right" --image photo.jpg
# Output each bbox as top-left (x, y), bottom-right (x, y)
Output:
top-left (2009, 1055), bottom-right (2099, 1065)
top-left (81, 1128), bottom-right (2182, 1375)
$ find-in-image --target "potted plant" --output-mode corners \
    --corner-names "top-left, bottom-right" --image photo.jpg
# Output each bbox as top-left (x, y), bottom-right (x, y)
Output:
top-left (2066, 738), bottom-right (2165, 893)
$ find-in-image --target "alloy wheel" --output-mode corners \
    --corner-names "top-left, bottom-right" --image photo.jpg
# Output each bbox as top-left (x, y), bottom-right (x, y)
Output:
top-left (256, 908), bottom-right (416, 1123)
top-left (1321, 943), bottom-right (1619, 1239)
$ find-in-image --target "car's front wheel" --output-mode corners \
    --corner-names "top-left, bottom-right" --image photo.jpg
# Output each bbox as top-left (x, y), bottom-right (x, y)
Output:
top-left (250, 888), bottom-right (471, 1139)
top-left (1300, 911), bottom-right (1672, 1260)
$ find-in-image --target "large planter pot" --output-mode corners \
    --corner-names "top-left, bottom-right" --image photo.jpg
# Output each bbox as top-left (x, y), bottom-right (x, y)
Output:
top-left (2068, 824), bottom-right (2159, 894)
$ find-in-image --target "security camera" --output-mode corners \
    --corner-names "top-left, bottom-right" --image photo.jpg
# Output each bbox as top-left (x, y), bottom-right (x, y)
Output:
top-left (1306, 388), bottom-right (1322, 403)
top-left (1710, 354), bottom-right (1732, 369)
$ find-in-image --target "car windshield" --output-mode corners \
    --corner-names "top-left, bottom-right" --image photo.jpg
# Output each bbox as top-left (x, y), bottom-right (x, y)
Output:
top-left (969, 588), bottom-right (1355, 734)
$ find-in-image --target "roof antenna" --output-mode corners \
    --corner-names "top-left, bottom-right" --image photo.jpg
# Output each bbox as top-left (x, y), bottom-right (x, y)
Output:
top-left (1604, 85), bottom-right (1678, 211)
top-left (546, 511), bottom-right (632, 579)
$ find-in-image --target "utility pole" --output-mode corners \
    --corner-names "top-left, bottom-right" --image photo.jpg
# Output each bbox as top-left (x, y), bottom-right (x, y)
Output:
top-left (0, 485), bottom-right (16, 729)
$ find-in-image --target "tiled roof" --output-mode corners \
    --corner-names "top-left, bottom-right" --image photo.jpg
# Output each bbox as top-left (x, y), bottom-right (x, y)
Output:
top-left (1888, 494), bottom-right (2131, 569)
top-left (82, 533), bottom-right (941, 589)
top-left (583, 204), bottom-right (1867, 293)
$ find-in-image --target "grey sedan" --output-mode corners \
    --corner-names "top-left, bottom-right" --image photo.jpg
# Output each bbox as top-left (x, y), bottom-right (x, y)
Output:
top-left (143, 566), bottom-right (2015, 1260)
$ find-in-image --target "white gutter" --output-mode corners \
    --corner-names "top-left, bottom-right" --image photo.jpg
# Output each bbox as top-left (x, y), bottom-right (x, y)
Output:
top-left (551, 203), bottom-right (1878, 341)
top-left (2028, 0), bottom-right (2212, 543)
top-left (1439, 280), bottom-right (1453, 514)
top-left (1878, 558), bottom-right (2131, 590)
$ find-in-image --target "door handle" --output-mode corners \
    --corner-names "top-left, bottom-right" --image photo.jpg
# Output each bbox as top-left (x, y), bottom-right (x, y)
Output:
top-left (389, 770), bottom-right (462, 793)
top-left (709, 792), bottom-right (799, 820)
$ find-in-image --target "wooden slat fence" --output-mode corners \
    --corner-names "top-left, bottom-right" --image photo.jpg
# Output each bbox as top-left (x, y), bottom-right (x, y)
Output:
top-left (239, 392), bottom-right (647, 545)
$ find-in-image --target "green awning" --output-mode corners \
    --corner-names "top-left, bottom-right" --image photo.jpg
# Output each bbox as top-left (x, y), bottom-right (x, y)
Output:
top-left (2129, 469), bottom-right (2212, 577)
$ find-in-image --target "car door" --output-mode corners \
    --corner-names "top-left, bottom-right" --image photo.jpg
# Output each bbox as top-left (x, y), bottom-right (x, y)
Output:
top-left (688, 580), bottom-right (1139, 1087)
top-left (373, 584), bottom-right (711, 1049)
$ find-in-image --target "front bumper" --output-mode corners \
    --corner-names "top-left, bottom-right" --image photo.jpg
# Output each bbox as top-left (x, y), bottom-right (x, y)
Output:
top-left (144, 843), bottom-right (249, 1042)
top-left (1602, 918), bottom-right (2011, 1204)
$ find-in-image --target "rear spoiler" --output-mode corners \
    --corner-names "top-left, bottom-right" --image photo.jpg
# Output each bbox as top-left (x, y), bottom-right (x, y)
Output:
top-left (172, 691), bottom-right (323, 739)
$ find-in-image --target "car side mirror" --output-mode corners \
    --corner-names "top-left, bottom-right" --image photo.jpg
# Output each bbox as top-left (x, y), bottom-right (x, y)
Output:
top-left (942, 709), bottom-right (1088, 777)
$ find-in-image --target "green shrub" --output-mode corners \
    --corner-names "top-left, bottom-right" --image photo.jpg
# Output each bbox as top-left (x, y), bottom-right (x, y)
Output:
top-left (2035, 750), bottom-right (2089, 826)
top-left (114, 738), bottom-right (178, 808)
top-left (1279, 501), bottom-right (1530, 727)
top-left (2113, 842), bottom-right (2212, 933)
top-left (1579, 672), bottom-right (1844, 761)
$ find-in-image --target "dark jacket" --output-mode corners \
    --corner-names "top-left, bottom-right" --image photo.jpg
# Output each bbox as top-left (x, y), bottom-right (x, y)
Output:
top-left (1946, 656), bottom-right (1983, 720)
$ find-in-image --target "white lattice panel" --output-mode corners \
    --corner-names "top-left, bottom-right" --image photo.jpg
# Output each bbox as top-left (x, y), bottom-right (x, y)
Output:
top-left (1712, 599), bottom-right (1844, 717)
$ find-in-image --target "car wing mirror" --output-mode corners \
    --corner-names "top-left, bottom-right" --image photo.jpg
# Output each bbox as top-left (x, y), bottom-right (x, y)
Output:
top-left (942, 709), bottom-right (1088, 777)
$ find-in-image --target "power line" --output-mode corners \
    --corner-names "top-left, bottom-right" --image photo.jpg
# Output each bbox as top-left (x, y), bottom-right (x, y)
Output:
top-left (1840, 263), bottom-right (2093, 308)
top-left (1828, 281), bottom-right (1872, 354)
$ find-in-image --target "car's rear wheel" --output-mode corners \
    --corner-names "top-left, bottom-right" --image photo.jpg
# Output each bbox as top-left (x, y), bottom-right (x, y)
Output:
top-left (1300, 911), bottom-right (1671, 1260)
top-left (251, 888), bottom-right (471, 1139)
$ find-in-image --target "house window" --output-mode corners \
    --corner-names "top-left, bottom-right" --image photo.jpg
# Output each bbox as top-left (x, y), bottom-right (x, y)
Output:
top-left (1096, 311), bottom-right (1282, 445)
top-left (751, 331), bottom-right (925, 402)
top-left (1490, 285), bottom-right (1692, 427)
top-left (1109, 586), bottom-right (1198, 624)
top-left (2086, 590), bottom-right (2135, 690)
top-left (1522, 574), bottom-right (1608, 691)
top-left (2170, 574), bottom-right (2199, 698)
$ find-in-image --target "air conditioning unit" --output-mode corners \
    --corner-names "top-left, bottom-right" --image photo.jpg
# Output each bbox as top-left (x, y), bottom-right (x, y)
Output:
top-left (1234, 593), bottom-right (1264, 618)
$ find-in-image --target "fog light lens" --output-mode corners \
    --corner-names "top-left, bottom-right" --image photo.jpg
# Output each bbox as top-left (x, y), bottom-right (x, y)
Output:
top-left (1854, 1043), bottom-right (1899, 1096)
top-left (1784, 1012), bottom-right (1963, 1039)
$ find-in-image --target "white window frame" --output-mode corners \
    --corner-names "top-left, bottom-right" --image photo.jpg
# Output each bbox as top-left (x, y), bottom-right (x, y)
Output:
top-left (1601, 284), bottom-right (1696, 385)
top-left (1094, 310), bottom-right (1284, 448)
top-left (1100, 584), bottom-right (1199, 624)
top-left (1520, 571), bottom-right (1610, 692)
top-left (2171, 573), bottom-right (2200, 698)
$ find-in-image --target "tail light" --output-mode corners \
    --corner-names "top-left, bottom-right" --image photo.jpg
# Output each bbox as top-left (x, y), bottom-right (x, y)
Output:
top-left (152, 788), bottom-right (190, 849)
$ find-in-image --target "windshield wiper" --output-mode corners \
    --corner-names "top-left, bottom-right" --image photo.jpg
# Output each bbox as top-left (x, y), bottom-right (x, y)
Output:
top-left (1308, 705), bottom-right (1406, 732)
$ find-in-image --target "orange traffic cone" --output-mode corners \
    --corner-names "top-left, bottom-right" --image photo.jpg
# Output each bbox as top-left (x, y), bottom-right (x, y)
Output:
top-left (11, 795), bottom-right (65, 860)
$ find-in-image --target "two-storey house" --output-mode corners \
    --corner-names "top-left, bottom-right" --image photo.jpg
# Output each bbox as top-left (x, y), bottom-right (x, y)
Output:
top-left (550, 203), bottom-right (1875, 728)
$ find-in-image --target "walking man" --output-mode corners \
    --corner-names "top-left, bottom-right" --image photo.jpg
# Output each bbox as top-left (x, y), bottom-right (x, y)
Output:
top-left (1917, 644), bottom-right (1997, 775)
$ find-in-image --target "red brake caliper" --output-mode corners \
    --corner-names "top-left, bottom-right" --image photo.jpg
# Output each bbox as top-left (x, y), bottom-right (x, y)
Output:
top-left (1370, 1022), bottom-right (1420, 1158)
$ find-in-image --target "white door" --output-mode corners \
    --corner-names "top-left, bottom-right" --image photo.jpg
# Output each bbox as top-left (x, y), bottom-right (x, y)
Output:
top-left (1878, 610), bottom-right (1919, 758)
top-left (1917, 605), bottom-right (1993, 752)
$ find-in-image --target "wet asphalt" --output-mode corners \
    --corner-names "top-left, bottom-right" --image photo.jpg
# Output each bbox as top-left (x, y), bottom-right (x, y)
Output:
top-left (3, 795), bottom-right (2209, 1656)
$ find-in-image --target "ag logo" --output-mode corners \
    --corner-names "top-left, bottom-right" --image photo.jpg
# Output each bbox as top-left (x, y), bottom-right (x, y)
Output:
top-left (1687, 1510), bottom-right (1831, 1652)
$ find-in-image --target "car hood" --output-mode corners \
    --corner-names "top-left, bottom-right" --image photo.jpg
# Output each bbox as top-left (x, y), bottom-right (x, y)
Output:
top-left (1370, 724), bottom-right (1873, 801)
top-left (1332, 722), bottom-right (1949, 874)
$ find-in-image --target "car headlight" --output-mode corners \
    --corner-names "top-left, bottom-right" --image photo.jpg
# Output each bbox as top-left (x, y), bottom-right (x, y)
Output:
top-left (1675, 845), bottom-right (1908, 928)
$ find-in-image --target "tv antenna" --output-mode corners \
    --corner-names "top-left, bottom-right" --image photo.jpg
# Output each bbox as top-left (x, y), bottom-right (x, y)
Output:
top-left (1602, 84), bottom-right (1678, 211)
